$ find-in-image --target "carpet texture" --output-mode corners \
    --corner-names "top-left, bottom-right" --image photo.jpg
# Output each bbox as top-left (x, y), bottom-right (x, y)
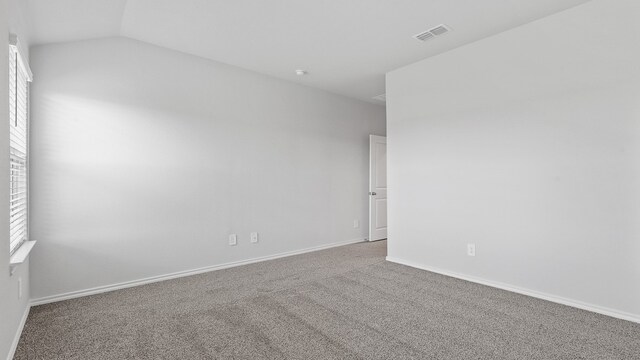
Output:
top-left (15, 241), bottom-right (640, 359)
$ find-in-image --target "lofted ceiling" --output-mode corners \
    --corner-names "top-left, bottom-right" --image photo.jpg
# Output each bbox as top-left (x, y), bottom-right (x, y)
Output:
top-left (27, 0), bottom-right (591, 104)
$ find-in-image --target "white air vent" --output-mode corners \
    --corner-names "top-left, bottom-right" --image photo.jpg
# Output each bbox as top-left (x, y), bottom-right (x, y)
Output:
top-left (414, 31), bottom-right (436, 42)
top-left (413, 24), bottom-right (451, 42)
top-left (372, 94), bottom-right (386, 102)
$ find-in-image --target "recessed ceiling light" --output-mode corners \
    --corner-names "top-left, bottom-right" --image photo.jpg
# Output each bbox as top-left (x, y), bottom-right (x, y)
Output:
top-left (295, 69), bottom-right (308, 76)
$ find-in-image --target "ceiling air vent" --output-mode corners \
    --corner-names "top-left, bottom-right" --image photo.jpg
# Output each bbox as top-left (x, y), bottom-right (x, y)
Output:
top-left (414, 31), bottom-right (436, 42)
top-left (372, 94), bottom-right (386, 102)
top-left (413, 24), bottom-right (451, 42)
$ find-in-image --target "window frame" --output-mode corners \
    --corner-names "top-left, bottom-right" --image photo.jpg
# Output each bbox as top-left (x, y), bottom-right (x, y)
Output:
top-left (8, 34), bottom-right (32, 256)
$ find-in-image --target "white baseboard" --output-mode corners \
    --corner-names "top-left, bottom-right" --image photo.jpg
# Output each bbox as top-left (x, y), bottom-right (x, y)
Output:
top-left (7, 304), bottom-right (30, 360)
top-left (30, 238), bottom-right (365, 306)
top-left (386, 256), bottom-right (640, 324)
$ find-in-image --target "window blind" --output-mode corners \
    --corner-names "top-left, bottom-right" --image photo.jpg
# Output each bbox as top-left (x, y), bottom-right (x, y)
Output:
top-left (9, 41), bottom-right (31, 254)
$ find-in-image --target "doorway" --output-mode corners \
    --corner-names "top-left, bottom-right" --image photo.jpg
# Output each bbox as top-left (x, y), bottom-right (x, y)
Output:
top-left (369, 135), bottom-right (387, 241)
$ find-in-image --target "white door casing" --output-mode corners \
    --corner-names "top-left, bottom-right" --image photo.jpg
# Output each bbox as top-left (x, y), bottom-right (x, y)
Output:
top-left (369, 135), bottom-right (387, 241)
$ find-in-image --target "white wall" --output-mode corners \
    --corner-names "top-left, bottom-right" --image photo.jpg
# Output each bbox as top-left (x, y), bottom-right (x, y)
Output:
top-left (8, 0), bottom-right (29, 62)
top-left (29, 37), bottom-right (385, 300)
top-left (387, 0), bottom-right (640, 319)
top-left (1, 0), bottom-right (31, 358)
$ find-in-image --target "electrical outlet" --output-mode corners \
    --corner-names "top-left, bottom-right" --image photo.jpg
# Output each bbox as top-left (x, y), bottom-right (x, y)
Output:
top-left (228, 234), bottom-right (237, 246)
top-left (250, 232), bottom-right (258, 243)
top-left (353, 220), bottom-right (360, 228)
top-left (467, 243), bottom-right (476, 257)
top-left (18, 277), bottom-right (22, 299)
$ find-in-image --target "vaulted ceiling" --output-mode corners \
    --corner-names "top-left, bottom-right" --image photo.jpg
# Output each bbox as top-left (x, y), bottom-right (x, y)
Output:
top-left (27, 0), bottom-right (591, 104)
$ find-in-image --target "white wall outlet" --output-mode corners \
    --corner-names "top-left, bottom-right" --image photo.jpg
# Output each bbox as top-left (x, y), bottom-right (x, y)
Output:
top-left (18, 277), bottom-right (22, 299)
top-left (250, 232), bottom-right (258, 243)
top-left (467, 243), bottom-right (476, 257)
top-left (353, 219), bottom-right (360, 228)
top-left (228, 234), bottom-right (237, 246)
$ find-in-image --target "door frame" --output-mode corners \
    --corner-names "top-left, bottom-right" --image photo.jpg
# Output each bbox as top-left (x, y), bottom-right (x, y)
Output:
top-left (368, 135), bottom-right (387, 241)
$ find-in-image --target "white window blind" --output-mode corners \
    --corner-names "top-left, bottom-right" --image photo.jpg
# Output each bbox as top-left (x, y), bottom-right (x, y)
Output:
top-left (9, 38), bottom-right (31, 254)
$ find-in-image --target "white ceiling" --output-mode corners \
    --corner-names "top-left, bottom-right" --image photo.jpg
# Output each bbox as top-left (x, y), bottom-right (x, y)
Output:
top-left (27, 0), bottom-right (591, 104)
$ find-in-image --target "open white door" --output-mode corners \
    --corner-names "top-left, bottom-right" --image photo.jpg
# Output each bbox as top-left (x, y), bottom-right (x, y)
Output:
top-left (369, 135), bottom-right (387, 241)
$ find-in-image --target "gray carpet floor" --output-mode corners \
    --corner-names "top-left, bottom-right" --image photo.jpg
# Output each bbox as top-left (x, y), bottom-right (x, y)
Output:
top-left (15, 241), bottom-right (640, 359)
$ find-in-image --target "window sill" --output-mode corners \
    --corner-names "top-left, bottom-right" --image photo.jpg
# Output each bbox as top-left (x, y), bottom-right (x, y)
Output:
top-left (9, 240), bottom-right (36, 276)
